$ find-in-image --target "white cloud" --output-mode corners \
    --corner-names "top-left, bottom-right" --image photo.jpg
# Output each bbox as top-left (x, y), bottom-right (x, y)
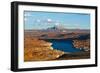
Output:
top-left (47, 18), bottom-right (52, 23)
top-left (47, 18), bottom-right (51, 21)
top-left (24, 18), bottom-right (27, 21)
top-left (55, 22), bottom-right (60, 26)
top-left (37, 19), bottom-right (40, 22)
top-left (24, 13), bottom-right (31, 17)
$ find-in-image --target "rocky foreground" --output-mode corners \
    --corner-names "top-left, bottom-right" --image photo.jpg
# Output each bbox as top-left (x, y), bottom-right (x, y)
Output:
top-left (24, 38), bottom-right (64, 61)
top-left (24, 37), bottom-right (90, 61)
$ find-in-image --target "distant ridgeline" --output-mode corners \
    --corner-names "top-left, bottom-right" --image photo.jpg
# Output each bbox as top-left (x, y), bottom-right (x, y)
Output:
top-left (24, 26), bottom-right (90, 40)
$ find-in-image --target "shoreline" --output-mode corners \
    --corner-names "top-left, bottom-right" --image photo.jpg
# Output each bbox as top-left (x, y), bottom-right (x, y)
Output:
top-left (24, 51), bottom-right (90, 62)
top-left (24, 35), bottom-right (90, 61)
top-left (56, 51), bottom-right (90, 60)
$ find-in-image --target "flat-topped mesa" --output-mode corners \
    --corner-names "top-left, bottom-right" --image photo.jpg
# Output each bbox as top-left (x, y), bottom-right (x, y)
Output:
top-left (73, 39), bottom-right (90, 51)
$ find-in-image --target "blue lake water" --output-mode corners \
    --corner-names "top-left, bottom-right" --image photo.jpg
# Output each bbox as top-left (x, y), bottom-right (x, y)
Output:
top-left (43, 34), bottom-right (89, 53)
top-left (47, 39), bottom-right (82, 53)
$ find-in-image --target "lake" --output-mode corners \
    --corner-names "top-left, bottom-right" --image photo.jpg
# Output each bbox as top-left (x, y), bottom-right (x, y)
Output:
top-left (47, 39), bottom-right (82, 53)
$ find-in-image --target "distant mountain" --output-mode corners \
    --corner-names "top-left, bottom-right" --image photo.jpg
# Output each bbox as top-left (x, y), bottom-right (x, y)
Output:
top-left (25, 25), bottom-right (90, 34)
top-left (47, 25), bottom-right (65, 30)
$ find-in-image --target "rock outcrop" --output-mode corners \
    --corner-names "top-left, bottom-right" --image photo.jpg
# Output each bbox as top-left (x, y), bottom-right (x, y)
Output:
top-left (24, 38), bottom-right (64, 61)
top-left (73, 39), bottom-right (90, 51)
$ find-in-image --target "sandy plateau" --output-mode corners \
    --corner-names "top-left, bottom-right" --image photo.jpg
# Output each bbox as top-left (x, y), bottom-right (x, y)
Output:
top-left (24, 38), bottom-right (64, 61)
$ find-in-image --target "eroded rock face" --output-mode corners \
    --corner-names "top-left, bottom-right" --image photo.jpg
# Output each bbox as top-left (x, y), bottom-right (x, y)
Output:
top-left (24, 38), bottom-right (64, 61)
top-left (73, 39), bottom-right (90, 51)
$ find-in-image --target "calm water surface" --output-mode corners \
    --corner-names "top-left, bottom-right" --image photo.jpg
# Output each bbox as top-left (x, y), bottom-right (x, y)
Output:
top-left (48, 39), bottom-right (81, 53)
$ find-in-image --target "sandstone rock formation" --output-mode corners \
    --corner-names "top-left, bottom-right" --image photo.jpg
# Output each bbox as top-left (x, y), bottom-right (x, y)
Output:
top-left (73, 39), bottom-right (90, 51)
top-left (24, 38), bottom-right (64, 61)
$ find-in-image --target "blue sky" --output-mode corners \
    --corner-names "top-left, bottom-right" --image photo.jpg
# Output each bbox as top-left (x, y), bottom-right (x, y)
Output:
top-left (24, 11), bottom-right (90, 30)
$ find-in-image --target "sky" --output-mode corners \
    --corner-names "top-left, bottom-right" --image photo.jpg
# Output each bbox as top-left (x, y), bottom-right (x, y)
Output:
top-left (24, 11), bottom-right (90, 30)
